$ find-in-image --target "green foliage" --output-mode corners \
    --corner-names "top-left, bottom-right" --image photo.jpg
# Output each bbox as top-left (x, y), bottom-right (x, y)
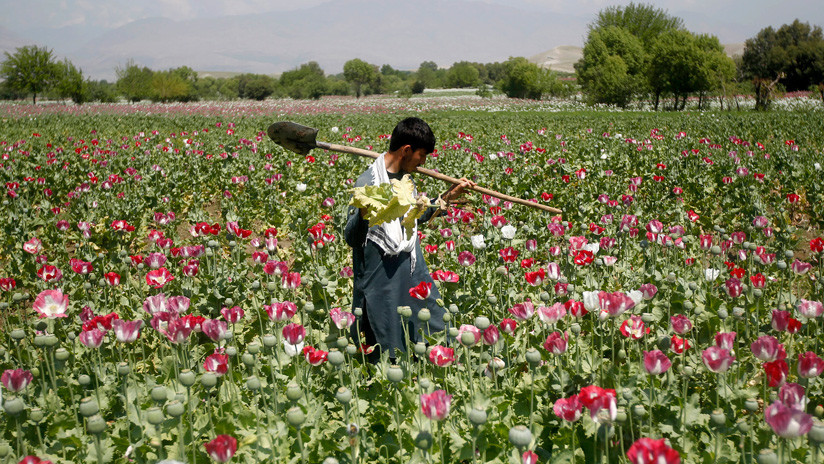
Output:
top-left (280, 62), bottom-right (328, 100)
top-left (742, 19), bottom-right (824, 93)
top-left (350, 175), bottom-right (431, 239)
top-left (0, 45), bottom-right (61, 104)
top-left (86, 80), bottom-right (118, 103)
top-left (445, 62), bottom-right (481, 88)
top-left (53, 58), bottom-right (88, 105)
top-left (238, 73), bottom-right (277, 100)
top-left (497, 57), bottom-right (566, 100)
top-left (589, 2), bottom-right (685, 48)
top-left (115, 60), bottom-right (154, 102)
top-left (343, 58), bottom-right (378, 98)
top-left (576, 27), bottom-right (646, 107)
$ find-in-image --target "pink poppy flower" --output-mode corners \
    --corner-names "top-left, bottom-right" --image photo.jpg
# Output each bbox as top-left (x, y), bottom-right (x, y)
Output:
top-left (508, 301), bottom-right (535, 321)
top-left (643, 350), bottom-right (672, 375)
top-left (702, 346), bottom-right (735, 373)
top-left (797, 352), bottom-right (824, 378)
top-left (553, 394), bottom-right (583, 422)
top-left (750, 335), bottom-right (786, 362)
top-left (221, 306), bottom-right (245, 324)
top-left (2, 369), bottom-right (34, 392)
top-left (32, 289), bottom-right (69, 319)
top-left (282, 323), bottom-right (306, 346)
top-left (204, 434), bottom-right (237, 463)
top-left (112, 319), bottom-right (142, 343)
top-left (543, 331), bottom-right (569, 355)
top-left (329, 307), bottom-right (355, 330)
top-left (146, 267), bottom-right (174, 288)
top-left (264, 301), bottom-right (297, 322)
top-left (201, 319), bottom-right (228, 342)
top-left (626, 438), bottom-right (680, 464)
top-left (79, 328), bottom-right (105, 349)
top-left (428, 346), bottom-right (455, 367)
top-left (203, 350), bottom-right (229, 376)
top-left (764, 401), bottom-right (813, 438)
top-left (420, 389), bottom-right (452, 421)
top-left (796, 299), bottom-right (823, 318)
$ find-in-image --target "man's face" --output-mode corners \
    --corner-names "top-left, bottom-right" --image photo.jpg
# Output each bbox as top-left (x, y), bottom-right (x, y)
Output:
top-left (400, 146), bottom-right (430, 172)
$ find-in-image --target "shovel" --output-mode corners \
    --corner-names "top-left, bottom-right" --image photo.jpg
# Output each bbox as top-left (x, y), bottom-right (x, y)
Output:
top-left (267, 121), bottom-right (562, 214)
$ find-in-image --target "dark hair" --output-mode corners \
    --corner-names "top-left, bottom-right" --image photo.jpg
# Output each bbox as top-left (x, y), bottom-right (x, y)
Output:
top-left (389, 117), bottom-right (435, 153)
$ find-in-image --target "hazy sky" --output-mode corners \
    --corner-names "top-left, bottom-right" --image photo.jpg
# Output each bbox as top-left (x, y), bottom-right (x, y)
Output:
top-left (2, 0), bottom-right (822, 44)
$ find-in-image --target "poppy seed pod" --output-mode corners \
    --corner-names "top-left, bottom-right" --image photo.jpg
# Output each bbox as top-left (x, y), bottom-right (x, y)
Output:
top-left (2, 396), bottom-right (24, 415)
top-left (262, 334), bottom-right (276, 348)
top-left (86, 414), bottom-right (107, 434)
top-left (632, 404), bottom-right (647, 417)
top-left (117, 362), bottom-right (131, 377)
top-left (328, 349), bottom-right (345, 366)
top-left (710, 409), bottom-right (726, 426)
top-left (345, 344), bottom-right (357, 356)
top-left (286, 382), bottom-right (303, 401)
top-left (414, 342), bottom-right (427, 356)
top-left (443, 313), bottom-right (451, 322)
top-left (241, 353), bottom-right (255, 367)
top-left (166, 400), bottom-right (185, 418)
top-left (736, 419), bottom-right (750, 433)
top-left (10, 329), bottom-right (25, 340)
top-left (29, 407), bottom-right (45, 423)
top-left (0, 444), bottom-right (9, 458)
top-left (225, 346), bottom-right (237, 356)
top-left (179, 370), bottom-right (196, 387)
top-left (336, 337), bottom-right (348, 349)
top-left (246, 376), bottom-right (261, 391)
top-left (201, 372), bottom-right (217, 388)
top-left (525, 348), bottom-right (541, 367)
top-left (151, 386), bottom-right (167, 403)
top-left (755, 449), bottom-right (778, 464)
top-left (418, 308), bottom-right (431, 322)
top-left (809, 421), bottom-right (824, 443)
top-left (508, 425), bottom-right (533, 448)
top-left (419, 378), bottom-right (432, 391)
top-left (744, 398), bottom-right (760, 412)
top-left (146, 407), bottom-right (165, 425)
top-left (336, 387), bottom-right (352, 404)
top-left (287, 406), bottom-right (305, 427)
top-left (79, 397), bottom-right (99, 417)
top-left (448, 327), bottom-right (459, 338)
top-left (468, 407), bottom-right (487, 426)
top-left (474, 316), bottom-right (490, 330)
top-left (615, 408), bottom-right (628, 424)
top-left (354, 307), bottom-right (363, 317)
top-left (487, 295), bottom-right (498, 305)
top-left (78, 374), bottom-right (91, 386)
top-left (247, 342), bottom-right (261, 354)
top-left (387, 365), bottom-right (404, 383)
top-left (54, 347), bottom-right (70, 361)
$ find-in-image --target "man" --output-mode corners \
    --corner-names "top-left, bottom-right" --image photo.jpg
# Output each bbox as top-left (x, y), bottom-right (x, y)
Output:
top-left (344, 117), bottom-right (473, 361)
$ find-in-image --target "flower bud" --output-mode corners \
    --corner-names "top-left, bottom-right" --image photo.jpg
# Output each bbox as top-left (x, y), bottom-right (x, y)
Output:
top-left (336, 387), bottom-right (352, 404)
top-left (246, 376), bottom-right (261, 391)
top-left (508, 425), bottom-right (533, 448)
top-left (286, 382), bottom-right (302, 401)
top-left (816, 405), bottom-right (824, 418)
top-left (147, 407), bottom-right (165, 425)
top-left (79, 397), bottom-right (99, 417)
top-left (166, 400), bottom-right (185, 418)
top-left (179, 369), bottom-right (196, 387)
top-left (414, 431), bottom-right (433, 451)
top-left (2, 396), bottom-right (24, 415)
top-left (86, 414), bottom-right (107, 434)
top-left (287, 406), bottom-right (305, 427)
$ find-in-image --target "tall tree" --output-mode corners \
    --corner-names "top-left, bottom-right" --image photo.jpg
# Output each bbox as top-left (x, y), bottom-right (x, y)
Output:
top-left (445, 62), bottom-right (481, 88)
top-left (575, 26), bottom-right (646, 107)
top-left (343, 59), bottom-right (377, 98)
top-left (1, 45), bottom-right (60, 104)
top-left (589, 2), bottom-right (684, 48)
top-left (116, 60), bottom-right (154, 102)
top-left (54, 58), bottom-right (88, 104)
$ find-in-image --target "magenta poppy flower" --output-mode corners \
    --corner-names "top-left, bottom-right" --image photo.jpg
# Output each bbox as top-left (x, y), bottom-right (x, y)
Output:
top-left (428, 345), bottom-right (455, 367)
top-left (702, 346), bottom-right (735, 373)
top-left (204, 434), bottom-right (237, 463)
top-left (639, 283), bottom-right (657, 300)
top-left (796, 299), bottom-right (823, 318)
top-left (765, 359), bottom-right (789, 387)
top-left (522, 450), bottom-right (539, 464)
top-left (643, 350), bottom-right (672, 375)
top-left (771, 310), bottom-right (791, 332)
top-left (670, 314), bottom-right (692, 334)
top-left (543, 331), bottom-right (569, 355)
top-left (791, 259), bottom-right (812, 275)
top-left (201, 319), bottom-right (228, 342)
top-left (598, 291), bottom-right (636, 318)
top-left (626, 437), bottom-right (680, 464)
top-left (409, 281), bottom-right (432, 300)
top-left (457, 324), bottom-right (481, 346)
top-left (23, 237), bottom-right (43, 254)
top-left (329, 307), bottom-right (355, 330)
top-left (264, 301), bottom-right (297, 322)
top-left (508, 301), bottom-right (535, 321)
top-left (553, 394), bottom-right (583, 422)
top-left (764, 401), bottom-right (813, 438)
top-left (282, 323), bottom-right (306, 346)
top-left (714, 332), bottom-right (736, 350)
top-left (36, 264), bottom-right (63, 282)
top-left (2, 368), bottom-right (34, 392)
top-left (112, 319), bottom-right (142, 343)
top-left (0, 277), bottom-right (16, 292)
top-left (146, 267), bottom-right (174, 289)
top-left (579, 385), bottom-right (617, 422)
top-left (17, 456), bottom-right (53, 464)
top-left (499, 318), bottom-right (517, 334)
top-left (281, 272), bottom-right (301, 289)
top-left (79, 328), bottom-right (105, 349)
top-left (264, 260), bottom-right (288, 276)
top-left (797, 352), bottom-right (824, 378)
top-left (620, 316), bottom-right (649, 340)
top-left (750, 335), bottom-right (786, 362)
top-left (482, 325), bottom-right (500, 346)
top-left (221, 305), bottom-right (245, 324)
top-left (457, 251), bottom-right (476, 266)
top-left (537, 303), bottom-right (565, 325)
top-left (420, 389), bottom-right (452, 421)
top-left (33, 289), bottom-right (69, 319)
top-left (204, 350), bottom-right (229, 376)
top-left (778, 383), bottom-right (808, 412)
top-left (723, 278), bottom-right (743, 298)
top-left (431, 270), bottom-right (459, 283)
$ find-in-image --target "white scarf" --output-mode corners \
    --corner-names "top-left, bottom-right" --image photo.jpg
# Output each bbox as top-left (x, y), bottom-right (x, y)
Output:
top-left (366, 153), bottom-right (418, 273)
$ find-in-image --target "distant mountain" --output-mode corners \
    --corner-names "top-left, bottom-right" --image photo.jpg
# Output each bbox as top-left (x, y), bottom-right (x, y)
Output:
top-left (4, 0), bottom-right (584, 80)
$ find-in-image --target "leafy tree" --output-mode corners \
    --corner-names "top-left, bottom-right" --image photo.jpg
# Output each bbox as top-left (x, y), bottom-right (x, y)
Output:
top-left (116, 60), bottom-right (154, 102)
top-left (415, 61), bottom-right (443, 89)
top-left (280, 62), bottom-right (327, 99)
top-left (238, 73), bottom-right (277, 100)
top-left (589, 2), bottom-right (684, 48)
top-left (575, 26), bottom-right (646, 107)
top-left (498, 57), bottom-right (564, 99)
top-left (1, 45), bottom-right (60, 104)
top-left (343, 58), bottom-right (377, 98)
top-left (742, 20), bottom-right (824, 108)
top-left (54, 58), bottom-right (87, 104)
top-left (87, 80), bottom-right (118, 103)
top-left (169, 66), bottom-right (199, 102)
top-left (150, 70), bottom-right (189, 102)
top-left (445, 62), bottom-right (481, 88)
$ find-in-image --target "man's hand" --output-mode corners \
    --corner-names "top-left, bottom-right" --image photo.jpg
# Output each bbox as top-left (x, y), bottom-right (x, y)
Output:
top-left (442, 177), bottom-right (476, 203)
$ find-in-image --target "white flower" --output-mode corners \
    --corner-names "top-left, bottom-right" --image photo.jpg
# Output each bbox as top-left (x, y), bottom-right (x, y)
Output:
top-left (582, 291), bottom-right (599, 312)
top-left (501, 224), bottom-right (516, 240)
top-left (600, 153), bottom-right (609, 160)
top-left (705, 268), bottom-right (721, 281)
top-left (627, 290), bottom-right (643, 305)
top-left (283, 340), bottom-right (304, 357)
top-left (583, 243), bottom-right (600, 254)
top-left (815, 163), bottom-right (822, 171)
top-left (296, 183), bottom-right (307, 192)
top-left (330, 126), bottom-right (339, 133)
top-left (602, 256), bottom-right (617, 266)
top-left (470, 234), bottom-right (486, 249)
top-left (489, 153), bottom-right (498, 160)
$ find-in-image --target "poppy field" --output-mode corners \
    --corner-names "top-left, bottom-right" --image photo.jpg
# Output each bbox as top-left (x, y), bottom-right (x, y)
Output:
top-left (1, 97), bottom-right (824, 464)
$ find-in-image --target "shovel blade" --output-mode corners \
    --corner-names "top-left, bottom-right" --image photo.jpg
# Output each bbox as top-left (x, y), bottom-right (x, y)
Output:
top-left (267, 121), bottom-right (319, 156)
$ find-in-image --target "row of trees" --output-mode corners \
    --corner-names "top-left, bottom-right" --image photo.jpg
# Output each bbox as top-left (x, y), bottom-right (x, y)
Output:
top-left (575, 3), bottom-right (824, 110)
top-left (0, 45), bottom-right (572, 104)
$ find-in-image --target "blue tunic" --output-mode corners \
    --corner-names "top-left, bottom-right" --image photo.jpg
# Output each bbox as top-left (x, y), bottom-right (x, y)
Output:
top-left (344, 169), bottom-right (445, 358)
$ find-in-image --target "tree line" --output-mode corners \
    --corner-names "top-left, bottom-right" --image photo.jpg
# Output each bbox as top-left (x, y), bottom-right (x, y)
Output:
top-left (575, 3), bottom-right (824, 110)
top-left (2, 3), bottom-right (822, 109)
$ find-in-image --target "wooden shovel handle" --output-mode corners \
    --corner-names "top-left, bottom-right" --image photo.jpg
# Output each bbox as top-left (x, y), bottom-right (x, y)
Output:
top-left (317, 142), bottom-right (562, 214)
